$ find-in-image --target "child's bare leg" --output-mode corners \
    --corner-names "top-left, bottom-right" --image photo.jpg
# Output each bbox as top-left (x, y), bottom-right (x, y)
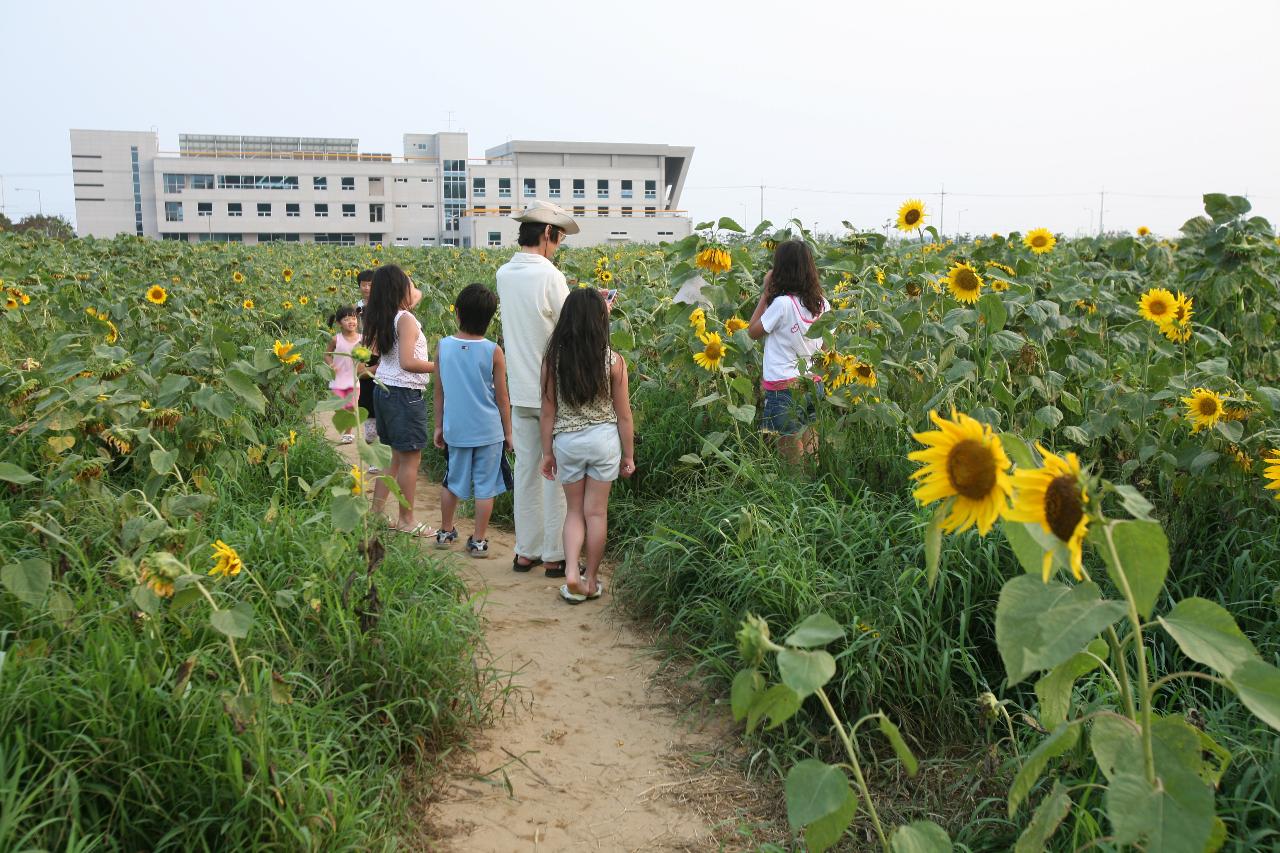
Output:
top-left (440, 486), bottom-right (459, 533)
top-left (394, 449), bottom-right (422, 529)
top-left (371, 454), bottom-right (400, 515)
top-left (581, 478), bottom-right (613, 594)
top-left (779, 434), bottom-right (802, 464)
top-left (561, 479), bottom-right (587, 592)
top-left (473, 497), bottom-right (494, 541)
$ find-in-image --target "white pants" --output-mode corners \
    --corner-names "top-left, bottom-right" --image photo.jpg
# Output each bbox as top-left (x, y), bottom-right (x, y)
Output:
top-left (512, 406), bottom-right (566, 562)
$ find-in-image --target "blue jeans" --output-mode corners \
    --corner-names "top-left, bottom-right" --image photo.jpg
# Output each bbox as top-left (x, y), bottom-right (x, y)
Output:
top-left (373, 385), bottom-right (429, 451)
top-left (761, 382), bottom-right (820, 436)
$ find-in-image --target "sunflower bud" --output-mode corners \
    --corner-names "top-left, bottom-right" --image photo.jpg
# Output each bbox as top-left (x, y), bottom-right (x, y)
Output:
top-left (736, 614), bottom-right (772, 666)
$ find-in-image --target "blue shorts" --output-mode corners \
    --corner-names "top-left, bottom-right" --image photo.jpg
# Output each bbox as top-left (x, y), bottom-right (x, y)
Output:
top-left (761, 382), bottom-right (821, 436)
top-left (374, 384), bottom-right (429, 451)
top-left (444, 442), bottom-right (508, 500)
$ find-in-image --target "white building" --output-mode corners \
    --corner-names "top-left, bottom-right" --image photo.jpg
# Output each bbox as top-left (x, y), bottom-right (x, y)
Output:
top-left (69, 129), bottom-right (694, 248)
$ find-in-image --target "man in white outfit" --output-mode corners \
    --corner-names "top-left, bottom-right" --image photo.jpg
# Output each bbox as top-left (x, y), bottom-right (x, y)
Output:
top-left (496, 200), bottom-right (578, 578)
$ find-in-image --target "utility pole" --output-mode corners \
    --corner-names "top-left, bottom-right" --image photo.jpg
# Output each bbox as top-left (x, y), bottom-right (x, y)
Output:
top-left (938, 183), bottom-right (946, 238)
top-left (759, 184), bottom-right (764, 223)
top-left (1098, 189), bottom-right (1105, 236)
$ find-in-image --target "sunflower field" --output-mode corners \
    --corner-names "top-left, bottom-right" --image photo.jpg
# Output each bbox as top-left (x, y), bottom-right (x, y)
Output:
top-left (1, 190), bottom-right (1279, 850)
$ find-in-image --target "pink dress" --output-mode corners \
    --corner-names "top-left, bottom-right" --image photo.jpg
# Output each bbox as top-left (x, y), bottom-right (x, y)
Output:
top-left (330, 333), bottom-right (359, 408)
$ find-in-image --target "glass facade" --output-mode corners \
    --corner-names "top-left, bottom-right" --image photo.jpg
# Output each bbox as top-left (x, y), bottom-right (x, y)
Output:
top-left (130, 146), bottom-right (143, 235)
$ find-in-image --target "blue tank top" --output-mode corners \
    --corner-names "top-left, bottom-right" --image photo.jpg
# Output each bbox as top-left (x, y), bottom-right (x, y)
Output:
top-left (438, 336), bottom-right (504, 448)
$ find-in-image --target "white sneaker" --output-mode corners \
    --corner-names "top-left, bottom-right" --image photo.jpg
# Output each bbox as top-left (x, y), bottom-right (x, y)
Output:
top-left (340, 434), bottom-right (354, 445)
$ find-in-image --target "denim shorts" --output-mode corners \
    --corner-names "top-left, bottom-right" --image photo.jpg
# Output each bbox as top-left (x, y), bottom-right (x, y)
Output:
top-left (443, 441), bottom-right (508, 500)
top-left (553, 423), bottom-right (622, 483)
top-left (761, 382), bottom-right (820, 436)
top-left (373, 384), bottom-right (429, 451)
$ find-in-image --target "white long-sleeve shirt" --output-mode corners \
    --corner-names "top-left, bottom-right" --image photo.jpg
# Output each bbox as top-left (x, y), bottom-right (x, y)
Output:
top-left (495, 252), bottom-right (569, 408)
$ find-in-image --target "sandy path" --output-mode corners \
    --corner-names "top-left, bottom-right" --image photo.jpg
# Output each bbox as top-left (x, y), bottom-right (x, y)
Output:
top-left (326, 426), bottom-right (720, 851)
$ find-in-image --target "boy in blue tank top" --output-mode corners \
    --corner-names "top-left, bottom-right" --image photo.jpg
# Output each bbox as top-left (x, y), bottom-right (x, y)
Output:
top-left (432, 283), bottom-right (513, 557)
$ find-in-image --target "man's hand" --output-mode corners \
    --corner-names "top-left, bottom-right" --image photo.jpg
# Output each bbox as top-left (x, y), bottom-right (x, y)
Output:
top-left (433, 427), bottom-right (445, 449)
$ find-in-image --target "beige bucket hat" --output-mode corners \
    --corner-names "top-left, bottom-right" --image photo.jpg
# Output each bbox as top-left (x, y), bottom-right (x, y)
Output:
top-left (510, 199), bottom-right (580, 234)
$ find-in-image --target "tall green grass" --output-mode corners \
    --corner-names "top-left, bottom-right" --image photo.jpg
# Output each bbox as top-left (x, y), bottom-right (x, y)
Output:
top-left (0, 429), bottom-right (496, 851)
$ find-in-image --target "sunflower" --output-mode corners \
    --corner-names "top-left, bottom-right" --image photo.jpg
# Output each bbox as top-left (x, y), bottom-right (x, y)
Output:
top-left (725, 317), bottom-right (749, 334)
top-left (1162, 292), bottom-right (1193, 342)
top-left (282, 267), bottom-right (294, 283)
top-left (986, 261), bottom-right (1016, 276)
top-left (875, 268), bottom-right (886, 285)
top-left (1075, 299), bottom-right (1098, 314)
top-left (896, 199), bottom-right (926, 232)
top-left (689, 307), bottom-right (706, 332)
top-left (330, 268), bottom-right (342, 279)
top-left (282, 300), bottom-right (294, 310)
top-left (695, 246), bottom-right (732, 274)
top-left (3, 295), bottom-right (17, 310)
top-left (299, 295), bottom-right (310, 306)
top-left (1007, 446), bottom-right (1090, 581)
top-left (242, 299), bottom-right (255, 310)
top-left (232, 271), bottom-right (246, 284)
top-left (273, 339), bottom-right (302, 365)
top-left (1182, 387), bottom-right (1224, 432)
top-left (944, 261), bottom-right (984, 304)
top-left (145, 285), bottom-right (168, 305)
top-left (693, 331), bottom-right (726, 371)
top-left (1024, 228), bottom-right (1056, 254)
top-left (597, 269), bottom-right (614, 284)
top-left (908, 409), bottom-right (1013, 535)
top-left (350, 465), bottom-right (367, 495)
top-left (104, 321), bottom-right (119, 345)
top-left (1138, 288), bottom-right (1176, 326)
top-left (853, 360), bottom-right (878, 387)
top-left (1262, 451), bottom-right (1280, 499)
top-left (1137, 226), bottom-right (1151, 237)
top-left (208, 539), bottom-right (244, 579)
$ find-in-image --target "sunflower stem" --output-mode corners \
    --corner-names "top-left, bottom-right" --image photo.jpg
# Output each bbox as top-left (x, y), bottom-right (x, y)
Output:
top-left (814, 687), bottom-right (890, 852)
top-left (1100, 519), bottom-right (1156, 784)
top-left (1105, 626), bottom-right (1136, 722)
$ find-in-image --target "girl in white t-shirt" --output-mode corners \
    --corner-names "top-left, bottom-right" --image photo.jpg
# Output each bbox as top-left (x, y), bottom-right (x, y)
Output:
top-left (748, 239), bottom-right (830, 462)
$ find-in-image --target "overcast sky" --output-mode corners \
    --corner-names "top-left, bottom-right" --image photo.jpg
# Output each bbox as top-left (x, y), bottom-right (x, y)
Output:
top-left (3, 0), bottom-right (1278, 238)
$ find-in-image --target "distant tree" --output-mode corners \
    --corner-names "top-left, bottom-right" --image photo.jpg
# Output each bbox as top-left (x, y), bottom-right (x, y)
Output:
top-left (15, 214), bottom-right (74, 240)
top-left (0, 211), bottom-right (12, 231)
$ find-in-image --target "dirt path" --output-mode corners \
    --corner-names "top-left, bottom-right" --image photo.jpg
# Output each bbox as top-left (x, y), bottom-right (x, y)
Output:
top-left (327, 427), bottom-right (726, 851)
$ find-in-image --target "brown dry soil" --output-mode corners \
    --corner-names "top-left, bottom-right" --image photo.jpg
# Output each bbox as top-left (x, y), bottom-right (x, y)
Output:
top-left (329, 428), bottom-right (782, 852)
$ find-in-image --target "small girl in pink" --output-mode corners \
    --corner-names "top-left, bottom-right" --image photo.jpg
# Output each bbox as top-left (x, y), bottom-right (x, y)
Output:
top-left (325, 305), bottom-right (361, 444)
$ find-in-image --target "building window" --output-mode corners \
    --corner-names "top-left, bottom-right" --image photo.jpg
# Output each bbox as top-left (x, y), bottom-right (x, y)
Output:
top-left (548, 178), bottom-right (561, 199)
top-left (394, 177), bottom-right (408, 183)
top-left (645, 206), bottom-right (656, 217)
top-left (597, 206), bottom-right (608, 217)
top-left (622, 207), bottom-right (633, 217)
top-left (395, 203), bottom-right (408, 209)
top-left (314, 176), bottom-right (328, 190)
top-left (421, 177), bottom-right (432, 182)
top-left (473, 177), bottom-right (485, 198)
top-left (487, 231), bottom-right (502, 247)
top-left (498, 178), bottom-right (511, 199)
top-left (443, 237), bottom-right (459, 247)
top-left (523, 177), bottom-right (536, 198)
top-left (499, 205), bottom-right (511, 215)
top-left (422, 203), bottom-right (434, 208)
top-left (191, 174), bottom-right (214, 190)
top-left (314, 233), bottom-right (356, 246)
top-left (164, 173), bottom-right (185, 194)
top-left (473, 206), bottom-right (487, 215)
top-left (573, 179), bottom-right (585, 199)
top-left (645, 180), bottom-right (657, 200)
top-left (422, 236), bottom-right (435, 243)
top-left (217, 175), bottom-right (298, 190)
top-left (286, 203), bottom-right (300, 217)
top-left (444, 173), bottom-right (466, 200)
top-left (369, 234), bottom-right (383, 247)
top-left (573, 205), bottom-right (585, 217)
top-left (443, 159), bottom-right (466, 173)
top-left (370, 203), bottom-right (384, 223)
top-left (597, 179), bottom-right (608, 199)
top-left (341, 177), bottom-right (355, 191)
top-left (228, 202), bottom-right (242, 217)
top-left (197, 202), bottom-right (212, 217)
top-left (342, 203), bottom-right (356, 218)
top-left (621, 180), bottom-right (633, 199)
top-left (165, 201), bottom-right (183, 222)
top-left (257, 203), bottom-right (271, 217)
top-left (315, 203), bottom-right (328, 218)
top-left (445, 201), bottom-right (464, 231)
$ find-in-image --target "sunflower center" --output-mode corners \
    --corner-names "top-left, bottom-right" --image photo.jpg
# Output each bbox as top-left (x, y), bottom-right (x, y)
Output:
top-left (1031, 235), bottom-right (1048, 248)
top-left (955, 269), bottom-right (979, 292)
top-left (905, 209), bottom-right (921, 225)
top-left (706, 342), bottom-right (723, 359)
top-left (1044, 476), bottom-right (1083, 542)
top-left (856, 364), bottom-right (872, 377)
top-left (1198, 398), bottom-right (1218, 417)
top-left (1150, 300), bottom-right (1169, 317)
top-left (946, 439), bottom-right (998, 500)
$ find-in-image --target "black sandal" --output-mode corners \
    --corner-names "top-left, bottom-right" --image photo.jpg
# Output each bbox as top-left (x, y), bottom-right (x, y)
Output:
top-left (512, 555), bottom-right (541, 573)
top-left (543, 561), bottom-right (567, 578)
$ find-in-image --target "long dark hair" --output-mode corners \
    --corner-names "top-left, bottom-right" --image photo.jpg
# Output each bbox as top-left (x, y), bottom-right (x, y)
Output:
top-left (361, 265), bottom-right (411, 356)
top-left (543, 288), bottom-right (610, 408)
top-left (768, 239), bottom-right (825, 317)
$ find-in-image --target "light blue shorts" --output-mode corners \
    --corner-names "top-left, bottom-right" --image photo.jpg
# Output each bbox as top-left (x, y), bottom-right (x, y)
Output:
top-left (444, 442), bottom-right (507, 500)
top-left (553, 423), bottom-right (621, 483)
